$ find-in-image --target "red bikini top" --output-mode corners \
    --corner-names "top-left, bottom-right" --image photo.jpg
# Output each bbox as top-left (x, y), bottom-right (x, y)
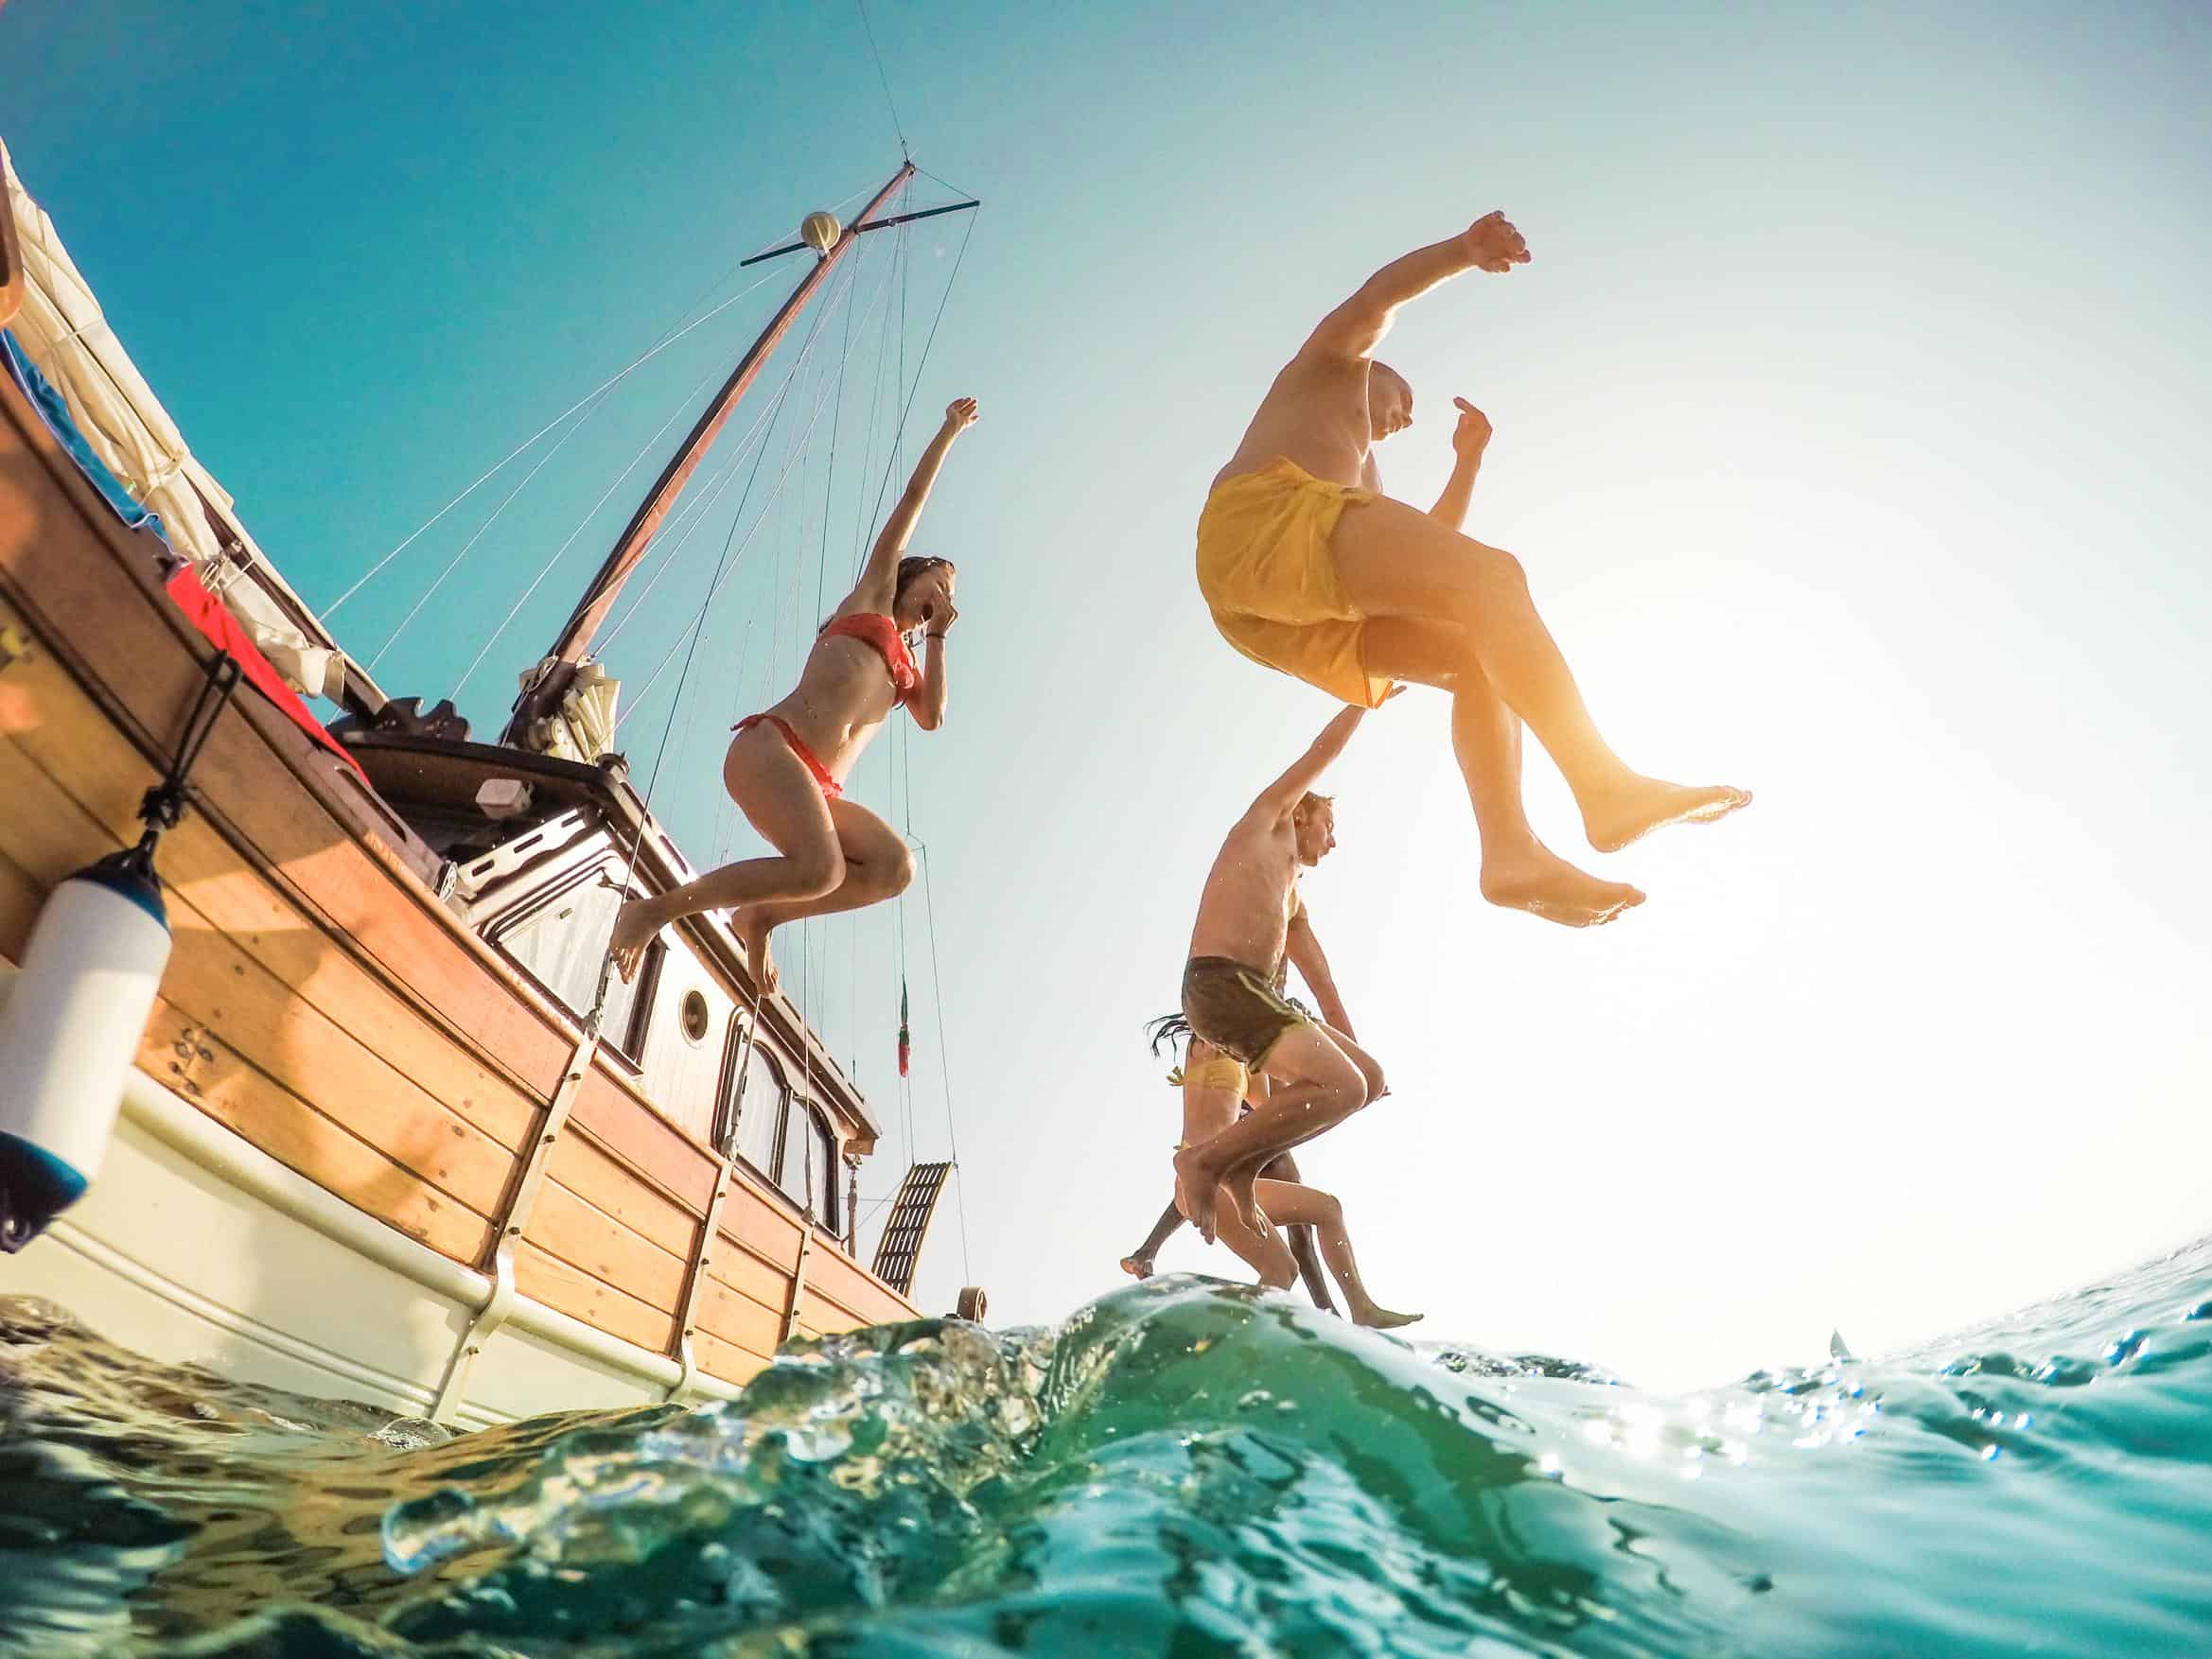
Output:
top-left (821, 612), bottom-right (922, 701)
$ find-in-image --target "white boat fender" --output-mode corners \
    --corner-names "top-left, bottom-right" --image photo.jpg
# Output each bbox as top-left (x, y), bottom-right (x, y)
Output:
top-left (0, 645), bottom-right (237, 1252)
top-left (0, 842), bottom-right (171, 1251)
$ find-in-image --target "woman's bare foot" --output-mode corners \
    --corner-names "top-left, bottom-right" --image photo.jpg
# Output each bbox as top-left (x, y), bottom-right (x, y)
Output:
top-left (1479, 844), bottom-right (1645, 927)
top-left (608, 900), bottom-right (658, 985)
top-left (1582, 777), bottom-right (1751, 855)
top-left (1118, 1255), bottom-right (1155, 1282)
top-left (1352, 1303), bottom-right (1425, 1331)
top-left (731, 907), bottom-right (780, 995)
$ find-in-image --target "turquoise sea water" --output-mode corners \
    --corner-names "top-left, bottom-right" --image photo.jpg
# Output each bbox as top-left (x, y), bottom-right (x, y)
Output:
top-left (4, 1238), bottom-right (2211, 1657)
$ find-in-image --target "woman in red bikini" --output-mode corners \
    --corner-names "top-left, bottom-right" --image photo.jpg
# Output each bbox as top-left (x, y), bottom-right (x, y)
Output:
top-left (609, 397), bottom-right (978, 990)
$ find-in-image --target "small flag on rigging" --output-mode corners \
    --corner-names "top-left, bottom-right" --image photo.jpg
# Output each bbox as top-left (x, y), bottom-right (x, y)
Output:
top-left (897, 979), bottom-right (912, 1078)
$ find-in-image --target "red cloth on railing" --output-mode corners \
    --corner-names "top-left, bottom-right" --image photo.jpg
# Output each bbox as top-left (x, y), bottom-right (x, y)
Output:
top-left (162, 565), bottom-right (370, 785)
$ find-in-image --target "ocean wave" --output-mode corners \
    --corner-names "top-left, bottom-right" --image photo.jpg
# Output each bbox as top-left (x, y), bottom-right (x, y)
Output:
top-left (6, 1237), bottom-right (2212, 1656)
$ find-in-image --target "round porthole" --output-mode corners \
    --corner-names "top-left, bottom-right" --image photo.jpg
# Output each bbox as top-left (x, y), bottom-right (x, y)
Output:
top-left (680, 989), bottom-right (711, 1045)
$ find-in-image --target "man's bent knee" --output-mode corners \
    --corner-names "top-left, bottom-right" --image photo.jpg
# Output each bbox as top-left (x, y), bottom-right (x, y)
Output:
top-left (1467, 544), bottom-right (1528, 590)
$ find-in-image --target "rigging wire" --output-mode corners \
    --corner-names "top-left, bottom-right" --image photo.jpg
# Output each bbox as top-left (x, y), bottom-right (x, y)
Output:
top-left (913, 162), bottom-right (981, 203)
top-left (612, 251), bottom-right (890, 731)
top-left (596, 244), bottom-right (883, 674)
top-left (914, 833), bottom-right (973, 1284)
top-left (366, 393), bottom-right (608, 670)
top-left (448, 351), bottom-right (732, 705)
top-left (861, 206), bottom-right (974, 545)
top-left (591, 222), bottom-right (887, 658)
top-left (323, 259), bottom-right (790, 616)
top-left (613, 252), bottom-right (859, 879)
top-left (854, 0), bottom-right (909, 157)
top-left (590, 415), bottom-right (774, 655)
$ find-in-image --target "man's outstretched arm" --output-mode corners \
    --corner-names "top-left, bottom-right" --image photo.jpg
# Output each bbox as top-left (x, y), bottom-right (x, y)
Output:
top-left (1285, 905), bottom-right (1355, 1037)
top-left (1430, 397), bottom-right (1492, 532)
top-left (1252, 705), bottom-right (1370, 821)
top-left (1304, 212), bottom-right (1531, 362)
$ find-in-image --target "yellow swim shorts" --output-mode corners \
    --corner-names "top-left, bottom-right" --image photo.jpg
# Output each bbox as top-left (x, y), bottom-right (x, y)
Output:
top-left (1195, 457), bottom-right (1394, 710)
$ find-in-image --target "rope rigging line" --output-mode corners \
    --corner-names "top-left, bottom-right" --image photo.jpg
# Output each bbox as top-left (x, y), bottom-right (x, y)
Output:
top-left (365, 391), bottom-right (612, 671)
top-left (859, 206), bottom-right (976, 562)
top-left (590, 201), bottom-right (905, 660)
top-left (615, 380), bottom-right (806, 732)
top-left (913, 162), bottom-right (979, 203)
top-left (588, 412), bottom-right (778, 657)
top-left (913, 836), bottom-right (971, 1284)
top-left (598, 254), bottom-right (879, 713)
top-left (815, 221), bottom-right (865, 625)
top-left (854, 0), bottom-right (909, 157)
top-left (591, 253), bottom-right (864, 986)
top-left (891, 716), bottom-right (916, 1177)
top-left (612, 244), bottom-right (892, 733)
top-left (662, 214), bottom-right (887, 905)
top-left (588, 182), bottom-right (919, 660)
top-left (849, 231), bottom-right (900, 566)
top-left (709, 613), bottom-right (759, 870)
top-left (448, 351), bottom-right (734, 706)
top-left (589, 220), bottom-right (887, 662)
top-left (323, 259), bottom-right (791, 617)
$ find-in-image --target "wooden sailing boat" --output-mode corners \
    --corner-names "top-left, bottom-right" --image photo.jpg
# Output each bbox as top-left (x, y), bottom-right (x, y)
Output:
top-left (0, 145), bottom-right (978, 1427)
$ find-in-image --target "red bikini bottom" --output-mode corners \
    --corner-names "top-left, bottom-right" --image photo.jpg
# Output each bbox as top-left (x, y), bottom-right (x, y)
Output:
top-left (732, 714), bottom-right (842, 800)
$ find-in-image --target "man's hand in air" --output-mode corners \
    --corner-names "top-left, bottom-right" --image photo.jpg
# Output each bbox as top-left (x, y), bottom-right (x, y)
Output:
top-left (1461, 211), bottom-right (1530, 274)
top-left (1450, 397), bottom-right (1493, 462)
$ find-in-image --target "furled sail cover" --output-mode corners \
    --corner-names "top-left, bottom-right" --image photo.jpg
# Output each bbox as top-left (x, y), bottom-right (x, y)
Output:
top-left (517, 656), bottom-right (621, 763)
top-left (1, 138), bottom-right (348, 701)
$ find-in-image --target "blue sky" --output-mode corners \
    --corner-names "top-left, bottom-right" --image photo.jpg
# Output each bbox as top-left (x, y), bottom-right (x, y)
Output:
top-left (8, 1), bottom-right (2211, 1388)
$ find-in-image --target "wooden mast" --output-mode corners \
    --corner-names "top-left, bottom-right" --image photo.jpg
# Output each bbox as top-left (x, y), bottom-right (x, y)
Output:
top-left (502, 160), bottom-right (916, 748)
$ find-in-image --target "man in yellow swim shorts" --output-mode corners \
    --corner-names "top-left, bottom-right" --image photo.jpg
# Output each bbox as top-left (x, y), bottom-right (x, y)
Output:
top-left (1197, 208), bottom-right (1750, 927)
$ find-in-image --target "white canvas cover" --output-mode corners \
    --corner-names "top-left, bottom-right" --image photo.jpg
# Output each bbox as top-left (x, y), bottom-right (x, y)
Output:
top-left (2, 137), bottom-right (355, 701)
top-left (518, 656), bottom-right (621, 763)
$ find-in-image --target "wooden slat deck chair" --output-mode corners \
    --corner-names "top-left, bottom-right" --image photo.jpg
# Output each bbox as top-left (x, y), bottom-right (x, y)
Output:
top-left (870, 1160), bottom-right (954, 1297)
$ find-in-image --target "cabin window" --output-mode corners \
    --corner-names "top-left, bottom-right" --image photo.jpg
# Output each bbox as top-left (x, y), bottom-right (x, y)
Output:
top-left (680, 990), bottom-right (711, 1044)
top-left (724, 1036), bottom-right (786, 1177)
top-left (489, 864), bottom-right (653, 1058)
top-left (613, 941), bottom-right (659, 1064)
top-left (776, 1096), bottom-right (814, 1211)
top-left (713, 1024), bottom-right (838, 1229)
top-left (775, 1096), bottom-right (839, 1229)
top-left (815, 1113), bottom-right (840, 1232)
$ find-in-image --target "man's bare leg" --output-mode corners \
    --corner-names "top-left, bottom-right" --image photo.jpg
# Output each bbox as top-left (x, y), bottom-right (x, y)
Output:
top-left (1332, 497), bottom-right (1748, 854)
top-left (728, 798), bottom-right (913, 994)
top-left (606, 733), bottom-right (842, 985)
top-left (1172, 1024), bottom-right (1367, 1245)
top-left (1120, 1197), bottom-right (1184, 1281)
top-left (1363, 620), bottom-right (1644, 926)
